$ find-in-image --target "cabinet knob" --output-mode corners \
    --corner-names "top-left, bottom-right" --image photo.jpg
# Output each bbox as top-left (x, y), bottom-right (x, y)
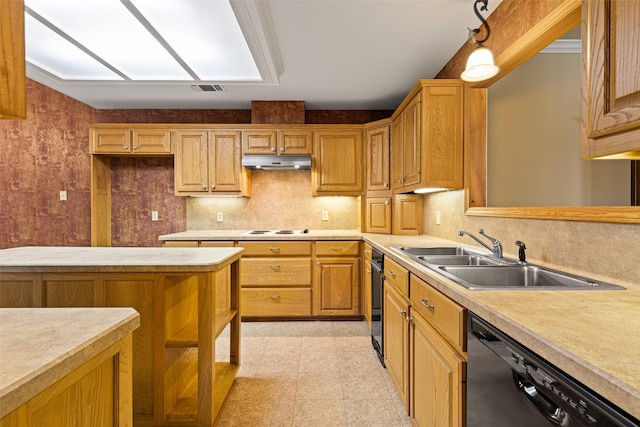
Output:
top-left (420, 298), bottom-right (435, 309)
top-left (123, 145), bottom-right (129, 149)
top-left (384, 182), bottom-right (388, 187)
top-left (280, 147), bottom-right (285, 153)
top-left (400, 309), bottom-right (407, 315)
top-left (271, 147), bottom-right (276, 152)
top-left (316, 261), bottom-right (321, 266)
top-left (132, 145), bottom-right (138, 150)
top-left (387, 270), bottom-right (397, 277)
top-left (316, 184), bottom-right (321, 189)
top-left (201, 184), bottom-right (207, 189)
top-left (384, 200), bottom-right (389, 205)
top-left (211, 184), bottom-right (216, 190)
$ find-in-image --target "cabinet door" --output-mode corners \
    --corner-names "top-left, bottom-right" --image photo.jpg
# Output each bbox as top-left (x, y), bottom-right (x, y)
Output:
top-left (365, 124), bottom-right (391, 192)
top-left (313, 257), bottom-right (359, 316)
top-left (131, 129), bottom-right (171, 154)
top-left (363, 244), bottom-right (372, 326)
top-left (209, 131), bottom-right (242, 192)
top-left (313, 130), bottom-right (363, 195)
top-left (383, 283), bottom-right (409, 412)
top-left (0, 0), bottom-right (26, 119)
top-left (391, 115), bottom-right (405, 191)
top-left (242, 130), bottom-right (277, 154)
top-left (91, 128), bottom-right (131, 154)
top-left (364, 197), bottom-right (392, 234)
top-left (402, 95), bottom-right (422, 188)
top-left (174, 131), bottom-right (209, 194)
top-left (392, 194), bottom-right (423, 235)
top-left (582, 0), bottom-right (640, 158)
top-left (279, 129), bottom-right (313, 154)
top-left (410, 310), bottom-right (465, 427)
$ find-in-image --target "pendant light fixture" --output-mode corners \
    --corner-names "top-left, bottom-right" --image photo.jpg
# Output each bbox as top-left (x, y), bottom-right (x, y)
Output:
top-left (460, 0), bottom-right (499, 82)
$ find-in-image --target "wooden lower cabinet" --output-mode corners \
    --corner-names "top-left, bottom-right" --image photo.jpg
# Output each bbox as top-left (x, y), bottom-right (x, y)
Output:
top-left (1, 334), bottom-right (133, 427)
top-left (363, 243), bottom-right (373, 326)
top-left (239, 241), bottom-right (313, 318)
top-left (314, 241), bottom-right (360, 316)
top-left (383, 270), bottom-right (467, 425)
top-left (383, 283), bottom-right (410, 411)
top-left (410, 309), bottom-right (466, 427)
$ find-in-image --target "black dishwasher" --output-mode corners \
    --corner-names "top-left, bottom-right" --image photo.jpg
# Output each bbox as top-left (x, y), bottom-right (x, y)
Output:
top-left (370, 247), bottom-right (385, 367)
top-left (467, 313), bottom-right (639, 426)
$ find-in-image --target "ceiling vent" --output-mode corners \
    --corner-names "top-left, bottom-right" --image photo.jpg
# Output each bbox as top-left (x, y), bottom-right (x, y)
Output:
top-left (191, 84), bottom-right (226, 92)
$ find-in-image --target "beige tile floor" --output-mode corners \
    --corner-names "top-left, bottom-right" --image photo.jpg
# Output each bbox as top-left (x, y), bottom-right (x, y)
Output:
top-left (216, 321), bottom-right (411, 427)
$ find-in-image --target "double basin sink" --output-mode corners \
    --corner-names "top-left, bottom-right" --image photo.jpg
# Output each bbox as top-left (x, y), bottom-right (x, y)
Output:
top-left (392, 246), bottom-right (625, 290)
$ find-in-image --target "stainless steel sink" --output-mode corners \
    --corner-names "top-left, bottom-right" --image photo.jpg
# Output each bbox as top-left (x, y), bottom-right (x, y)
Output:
top-left (392, 246), bottom-right (625, 291)
top-left (417, 255), bottom-right (505, 266)
top-left (392, 246), bottom-right (486, 257)
top-left (438, 265), bottom-right (625, 290)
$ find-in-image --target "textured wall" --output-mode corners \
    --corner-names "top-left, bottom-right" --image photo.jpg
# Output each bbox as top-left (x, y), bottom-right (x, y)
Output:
top-left (1, 80), bottom-right (384, 248)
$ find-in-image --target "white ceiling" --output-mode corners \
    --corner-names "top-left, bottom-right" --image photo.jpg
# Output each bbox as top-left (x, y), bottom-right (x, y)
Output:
top-left (26, 0), bottom-right (503, 111)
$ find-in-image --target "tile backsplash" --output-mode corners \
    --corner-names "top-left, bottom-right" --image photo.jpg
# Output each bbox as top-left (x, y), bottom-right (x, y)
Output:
top-left (187, 170), bottom-right (359, 230)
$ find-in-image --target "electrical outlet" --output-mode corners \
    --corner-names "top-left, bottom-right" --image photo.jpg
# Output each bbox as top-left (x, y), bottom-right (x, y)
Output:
top-left (436, 211), bottom-right (441, 225)
top-left (152, 211), bottom-right (159, 221)
top-left (217, 212), bottom-right (224, 222)
top-left (59, 190), bottom-right (67, 201)
top-left (322, 210), bottom-right (329, 221)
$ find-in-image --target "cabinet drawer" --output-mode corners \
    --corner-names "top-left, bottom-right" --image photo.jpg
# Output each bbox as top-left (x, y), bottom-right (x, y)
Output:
top-left (239, 241), bottom-right (311, 256)
top-left (163, 241), bottom-right (199, 247)
top-left (240, 258), bottom-right (311, 286)
top-left (315, 241), bottom-right (360, 256)
top-left (384, 257), bottom-right (408, 296)
top-left (410, 275), bottom-right (465, 351)
top-left (241, 288), bottom-right (312, 317)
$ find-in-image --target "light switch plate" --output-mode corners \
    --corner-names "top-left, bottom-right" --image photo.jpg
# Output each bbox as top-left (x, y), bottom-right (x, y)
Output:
top-left (152, 211), bottom-right (159, 221)
top-left (322, 211), bottom-right (329, 221)
top-left (217, 212), bottom-right (224, 222)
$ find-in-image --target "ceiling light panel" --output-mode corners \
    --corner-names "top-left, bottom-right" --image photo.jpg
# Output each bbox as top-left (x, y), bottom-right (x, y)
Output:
top-left (25, 14), bottom-right (123, 80)
top-left (130, 0), bottom-right (261, 81)
top-left (25, 0), bottom-right (191, 80)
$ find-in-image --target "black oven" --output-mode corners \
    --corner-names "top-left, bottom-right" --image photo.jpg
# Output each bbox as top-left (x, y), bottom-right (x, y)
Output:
top-left (370, 247), bottom-right (385, 367)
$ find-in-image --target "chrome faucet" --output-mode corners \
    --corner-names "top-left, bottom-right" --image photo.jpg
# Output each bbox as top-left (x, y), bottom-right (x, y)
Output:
top-left (458, 229), bottom-right (503, 259)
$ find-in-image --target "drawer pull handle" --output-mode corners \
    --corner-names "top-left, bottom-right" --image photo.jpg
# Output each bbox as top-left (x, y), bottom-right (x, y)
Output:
top-left (269, 247), bottom-right (280, 252)
top-left (269, 294), bottom-right (280, 301)
top-left (270, 264), bottom-right (280, 270)
top-left (331, 247), bottom-right (343, 252)
top-left (387, 270), bottom-right (397, 277)
top-left (421, 298), bottom-right (435, 309)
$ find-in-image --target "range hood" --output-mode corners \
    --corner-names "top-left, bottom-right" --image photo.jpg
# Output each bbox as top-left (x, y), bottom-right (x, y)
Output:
top-left (242, 155), bottom-right (311, 170)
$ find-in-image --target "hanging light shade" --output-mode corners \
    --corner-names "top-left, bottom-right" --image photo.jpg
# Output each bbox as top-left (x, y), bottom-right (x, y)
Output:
top-left (460, 0), bottom-right (499, 82)
top-left (461, 46), bottom-right (499, 82)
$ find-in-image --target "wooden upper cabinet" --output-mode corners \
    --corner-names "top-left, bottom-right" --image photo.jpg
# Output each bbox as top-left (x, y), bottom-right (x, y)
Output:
top-left (91, 128), bottom-right (171, 154)
top-left (581, 0), bottom-right (640, 159)
top-left (312, 129), bottom-right (364, 196)
top-left (174, 130), bottom-right (249, 196)
top-left (279, 129), bottom-right (313, 154)
top-left (0, 0), bottom-right (26, 119)
top-left (131, 129), bottom-right (171, 154)
top-left (390, 80), bottom-right (463, 192)
top-left (365, 122), bottom-right (391, 193)
top-left (242, 129), bottom-right (312, 155)
top-left (174, 130), bottom-right (209, 193)
top-left (364, 197), bottom-right (392, 234)
top-left (243, 130), bottom-right (277, 154)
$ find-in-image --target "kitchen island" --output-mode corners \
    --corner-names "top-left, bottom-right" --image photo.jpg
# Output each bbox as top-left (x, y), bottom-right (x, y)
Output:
top-left (0, 246), bottom-right (244, 427)
top-left (0, 307), bottom-right (139, 426)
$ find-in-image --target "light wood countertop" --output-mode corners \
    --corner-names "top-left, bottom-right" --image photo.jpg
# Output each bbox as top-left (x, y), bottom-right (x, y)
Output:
top-left (0, 307), bottom-right (140, 418)
top-left (0, 246), bottom-right (244, 273)
top-left (362, 233), bottom-right (640, 420)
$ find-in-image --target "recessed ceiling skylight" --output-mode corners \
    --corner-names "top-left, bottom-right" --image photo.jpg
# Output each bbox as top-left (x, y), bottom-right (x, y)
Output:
top-left (24, 0), bottom-right (261, 82)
